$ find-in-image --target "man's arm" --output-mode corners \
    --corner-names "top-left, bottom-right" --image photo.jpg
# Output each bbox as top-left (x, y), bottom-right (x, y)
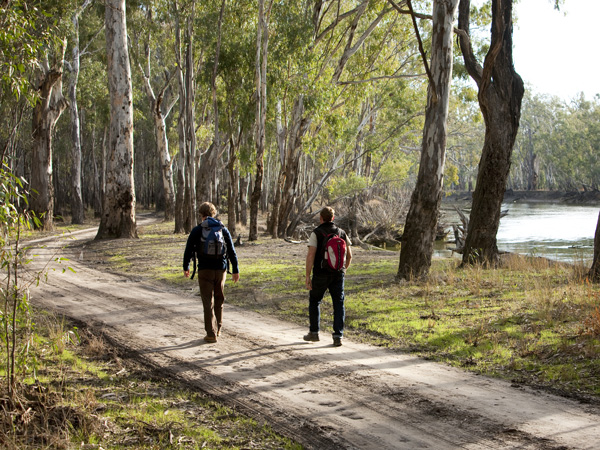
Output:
top-left (345, 243), bottom-right (352, 269)
top-left (305, 246), bottom-right (317, 290)
top-left (182, 229), bottom-right (196, 277)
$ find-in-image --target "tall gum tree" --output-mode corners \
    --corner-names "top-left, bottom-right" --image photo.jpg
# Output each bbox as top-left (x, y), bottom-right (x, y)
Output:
top-left (67, 0), bottom-right (95, 225)
top-left (457, 0), bottom-right (524, 265)
top-left (31, 41), bottom-right (69, 231)
top-left (269, 0), bottom-right (395, 238)
top-left (172, 0), bottom-right (197, 234)
top-left (397, 0), bottom-right (460, 280)
top-left (96, 0), bottom-right (137, 239)
top-left (249, 0), bottom-right (270, 241)
top-left (134, 5), bottom-right (178, 222)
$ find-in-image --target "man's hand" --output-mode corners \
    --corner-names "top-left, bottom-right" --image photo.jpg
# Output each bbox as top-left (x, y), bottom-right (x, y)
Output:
top-left (184, 270), bottom-right (190, 278)
top-left (232, 273), bottom-right (240, 283)
top-left (305, 275), bottom-right (312, 290)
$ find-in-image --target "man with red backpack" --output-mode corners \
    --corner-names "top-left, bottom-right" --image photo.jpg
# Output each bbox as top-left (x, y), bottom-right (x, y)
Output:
top-left (304, 207), bottom-right (352, 347)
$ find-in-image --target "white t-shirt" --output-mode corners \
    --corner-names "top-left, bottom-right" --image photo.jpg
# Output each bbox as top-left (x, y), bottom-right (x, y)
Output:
top-left (308, 231), bottom-right (352, 248)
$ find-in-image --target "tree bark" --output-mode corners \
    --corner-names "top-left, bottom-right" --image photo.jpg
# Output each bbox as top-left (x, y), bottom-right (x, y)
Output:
top-left (96, 0), bottom-right (137, 239)
top-left (588, 211), bottom-right (600, 282)
top-left (31, 45), bottom-right (69, 231)
top-left (397, 0), bottom-right (459, 280)
top-left (173, 1), bottom-right (197, 233)
top-left (184, 10), bottom-right (197, 230)
top-left (458, 0), bottom-right (524, 265)
top-left (239, 174), bottom-right (249, 227)
top-left (173, 1), bottom-right (186, 234)
top-left (227, 135), bottom-right (239, 238)
top-left (67, 2), bottom-right (92, 225)
top-left (277, 96), bottom-right (311, 238)
top-left (138, 23), bottom-right (177, 221)
top-left (249, 0), bottom-right (269, 241)
top-left (90, 123), bottom-right (102, 217)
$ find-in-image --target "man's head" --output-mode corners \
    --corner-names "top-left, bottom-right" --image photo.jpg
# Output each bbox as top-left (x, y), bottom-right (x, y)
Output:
top-left (199, 202), bottom-right (217, 218)
top-left (320, 206), bottom-right (335, 223)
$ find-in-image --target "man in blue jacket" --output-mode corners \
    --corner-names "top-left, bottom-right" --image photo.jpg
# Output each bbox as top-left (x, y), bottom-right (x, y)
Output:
top-left (183, 202), bottom-right (239, 343)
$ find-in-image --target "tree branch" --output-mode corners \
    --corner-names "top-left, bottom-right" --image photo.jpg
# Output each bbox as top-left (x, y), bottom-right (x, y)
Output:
top-left (457, 0), bottom-right (483, 85)
top-left (389, 0), bottom-right (436, 102)
top-left (338, 73), bottom-right (424, 85)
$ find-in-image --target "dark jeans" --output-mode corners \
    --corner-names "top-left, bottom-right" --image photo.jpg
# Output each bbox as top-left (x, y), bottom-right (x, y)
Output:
top-left (309, 272), bottom-right (345, 337)
top-left (197, 269), bottom-right (226, 338)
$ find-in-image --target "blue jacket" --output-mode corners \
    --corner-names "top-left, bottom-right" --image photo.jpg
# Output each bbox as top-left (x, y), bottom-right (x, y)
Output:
top-left (183, 217), bottom-right (239, 274)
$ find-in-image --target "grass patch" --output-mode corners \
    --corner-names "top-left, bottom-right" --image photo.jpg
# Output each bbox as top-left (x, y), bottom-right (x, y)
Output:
top-left (1, 311), bottom-right (302, 449)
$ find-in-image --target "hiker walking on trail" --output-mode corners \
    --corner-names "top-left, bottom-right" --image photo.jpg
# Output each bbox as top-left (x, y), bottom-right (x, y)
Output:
top-left (183, 202), bottom-right (239, 343)
top-left (304, 206), bottom-right (352, 347)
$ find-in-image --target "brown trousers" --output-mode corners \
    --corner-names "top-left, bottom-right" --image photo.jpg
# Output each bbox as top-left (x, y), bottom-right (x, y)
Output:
top-left (197, 269), bottom-right (226, 338)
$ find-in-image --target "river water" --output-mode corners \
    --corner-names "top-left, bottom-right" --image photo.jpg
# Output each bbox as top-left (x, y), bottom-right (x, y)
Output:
top-left (438, 202), bottom-right (599, 264)
top-left (495, 203), bottom-right (598, 264)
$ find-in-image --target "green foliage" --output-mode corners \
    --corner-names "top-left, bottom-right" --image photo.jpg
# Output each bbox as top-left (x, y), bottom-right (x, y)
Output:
top-left (1, 163), bottom-right (39, 398)
top-left (444, 163), bottom-right (459, 190)
top-left (0, 1), bottom-right (48, 103)
top-left (377, 158), bottom-right (412, 188)
top-left (327, 172), bottom-right (369, 200)
top-left (1, 162), bottom-right (74, 401)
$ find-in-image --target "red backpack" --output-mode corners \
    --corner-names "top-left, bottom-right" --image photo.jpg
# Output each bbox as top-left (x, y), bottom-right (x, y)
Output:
top-left (320, 229), bottom-right (347, 272)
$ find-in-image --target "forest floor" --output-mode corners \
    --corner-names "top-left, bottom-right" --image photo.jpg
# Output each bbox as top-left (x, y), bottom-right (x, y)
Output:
top-left (25, 213), bottom-right (600, 450)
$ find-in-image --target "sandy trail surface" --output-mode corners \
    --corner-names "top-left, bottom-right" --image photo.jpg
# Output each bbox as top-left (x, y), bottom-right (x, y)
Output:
top-left (28, 220), bottom-right (600, 449)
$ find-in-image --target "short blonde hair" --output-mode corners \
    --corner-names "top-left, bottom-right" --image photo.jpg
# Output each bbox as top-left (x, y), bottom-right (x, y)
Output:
top-left (320, 206), bottom-right (335, 222)
top-left (199, 202), bottom-right (217, 218)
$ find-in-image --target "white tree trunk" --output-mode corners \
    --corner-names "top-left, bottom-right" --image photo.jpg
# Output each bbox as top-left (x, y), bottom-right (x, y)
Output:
top-left (398, 0), bottom-right (459, 280)
top-left (173, 1), bottom-right (186, 233)
top-left (31, 46), bottom-right (68, 231)
top-left (249, 0), bottom-right (269, 241)
top-left (139, 52), bottom-right (176, 221)
top-left (68, 1), bottom-right (92, 225)
top-left (96, 0), bottom-right (137, 239)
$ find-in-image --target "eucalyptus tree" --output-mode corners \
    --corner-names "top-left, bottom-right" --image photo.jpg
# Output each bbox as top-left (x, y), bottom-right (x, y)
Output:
top-left (249, 0), bottom-right (270, 241)
top-left (457, 0), bottom-right (524, 265)
top-left (76, 46), bottom-right (109, 217)
top-left (553, 96), bottom-right (600, 191)
top-left (510, 90), bottom-right (561, 190)
top-left (269, 0), bottom-right (419, 239)
top-left (96, 0), bottom-right (137, 239)
top-left (396, 0), bottom-right (460, 280)
top-left (207, 0), bottom-right (257, 235)
top-left (30, 36), bottom-right (69, 231)
top-left (66, 0), bottom-right (97, 225)
top-left (172, 0), bottom-right (197, 233)
top-left (131, 1), bottom-right (178, 221)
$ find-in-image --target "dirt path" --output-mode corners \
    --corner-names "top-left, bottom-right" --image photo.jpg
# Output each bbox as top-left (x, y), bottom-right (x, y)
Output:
top-left (28, 221), bottom-right (600, 449)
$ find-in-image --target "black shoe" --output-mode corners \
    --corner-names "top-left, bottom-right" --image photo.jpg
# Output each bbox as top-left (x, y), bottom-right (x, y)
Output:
top-left (333, 337), bottom-right (342, 347)
top-left (303, 332), bottom-right (320, 342)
